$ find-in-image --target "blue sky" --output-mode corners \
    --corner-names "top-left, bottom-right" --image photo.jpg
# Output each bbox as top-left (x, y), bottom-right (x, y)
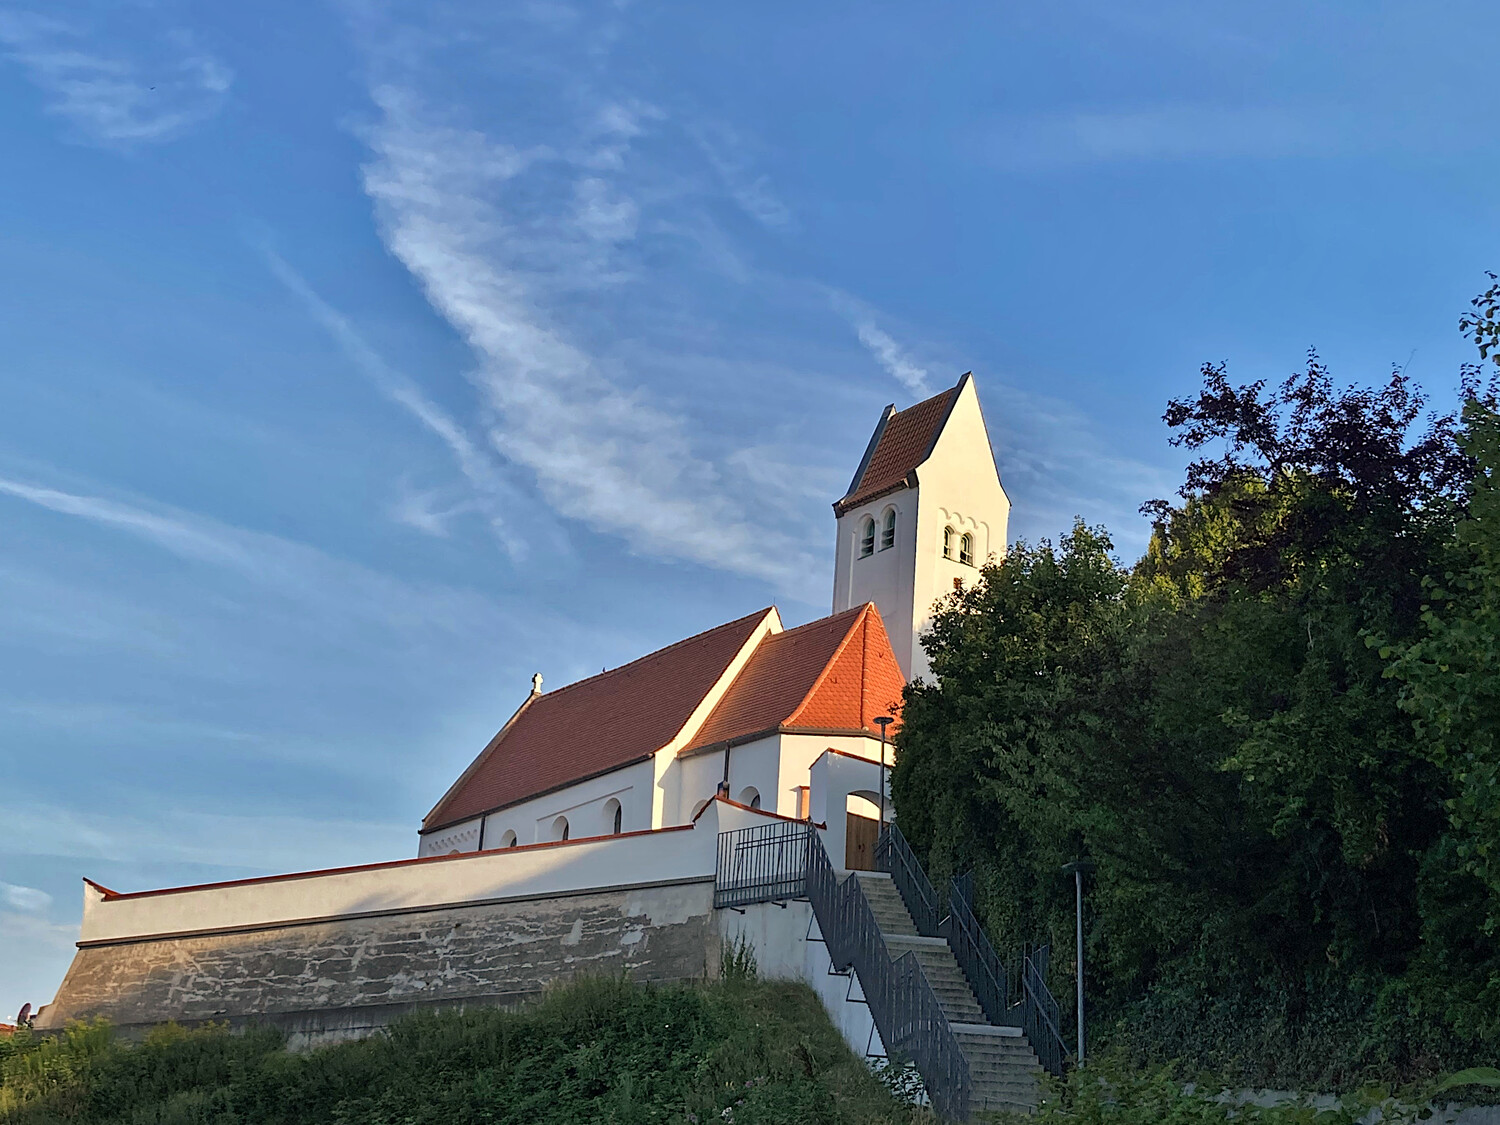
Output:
top-left (1, 0), bottom-right (1496, 1016)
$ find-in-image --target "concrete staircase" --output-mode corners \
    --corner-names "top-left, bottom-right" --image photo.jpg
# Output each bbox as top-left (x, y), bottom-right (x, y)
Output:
top-left (854, 871), bottom-right (1042, 1116)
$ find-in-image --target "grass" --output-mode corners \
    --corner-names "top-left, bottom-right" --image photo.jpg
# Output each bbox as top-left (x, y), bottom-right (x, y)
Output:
top-left (0, 974), bottom-right (934, 1124)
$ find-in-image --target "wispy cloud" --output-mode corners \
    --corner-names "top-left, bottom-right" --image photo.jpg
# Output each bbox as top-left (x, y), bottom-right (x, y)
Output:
top-left (855, 322), bottom-right (932, 397)
top-left (826, 290), bottom-right (932, 397)
top-left (0, 9), bottom-right (230, 145)
top-left (691, 121), bottom-right (793, 229)
top-left (5, 799), bottom-right (410, 874)
top-left (0, 472), bottom-right (511, 637)
top-left (262, 249), bottom-right (536, 559)
top-left (355, 84), bottom-right (824, 596)
top-left (976, 105), bottom-right (1341, 170)
top-left (981, 378), bottom-right (1177, 560)
top-left (0, 883), bottom-right (51, 914)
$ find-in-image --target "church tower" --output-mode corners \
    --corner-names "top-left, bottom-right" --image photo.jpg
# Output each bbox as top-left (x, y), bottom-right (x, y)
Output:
top-left (831, 373), bottom-right (1009, 682)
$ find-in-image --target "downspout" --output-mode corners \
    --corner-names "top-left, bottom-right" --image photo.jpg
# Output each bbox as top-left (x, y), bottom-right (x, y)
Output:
top-left (477, 816), bottom-right (486, 852)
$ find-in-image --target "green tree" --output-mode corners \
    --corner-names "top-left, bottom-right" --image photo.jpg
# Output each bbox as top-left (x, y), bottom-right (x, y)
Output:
top-left (892, 280), bottom-right (1500, 1084)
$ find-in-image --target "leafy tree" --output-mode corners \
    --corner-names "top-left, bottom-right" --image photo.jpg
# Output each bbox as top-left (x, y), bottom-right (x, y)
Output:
top-left (892, 278), bottom-right (1500, 1085)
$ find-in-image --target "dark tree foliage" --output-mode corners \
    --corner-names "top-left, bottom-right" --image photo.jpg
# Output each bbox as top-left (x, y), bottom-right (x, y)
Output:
top-left (893, 280), bottom-right (1500, 1088)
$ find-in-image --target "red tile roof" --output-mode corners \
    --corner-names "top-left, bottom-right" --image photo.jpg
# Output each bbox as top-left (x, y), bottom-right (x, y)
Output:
top-left (423, 608), bottom-right (772, 832)
top-left (836, 376), bottom-right (967, 513)
top-left (422, 603), bottom-right (908, 833)
top-left (685, 603), bottom-right (905, 752)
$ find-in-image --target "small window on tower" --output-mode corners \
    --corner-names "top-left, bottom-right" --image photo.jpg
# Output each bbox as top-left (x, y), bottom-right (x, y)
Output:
top-left (943, 526), bottom-right (955, 559)
top-left (860, 518), bottom-right (875, 557)
top-left (881, 509), bottom-right (896, 550)
top-left (959, 533), bottom-right (975, 566)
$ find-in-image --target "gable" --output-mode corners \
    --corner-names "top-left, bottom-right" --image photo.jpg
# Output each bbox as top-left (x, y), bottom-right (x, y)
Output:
top-left (423, 608), bottom-right (773, 832)
top-left (834, 378), bottom-right (965, 514)
top-left (684, 603), bottom-right (904, 753)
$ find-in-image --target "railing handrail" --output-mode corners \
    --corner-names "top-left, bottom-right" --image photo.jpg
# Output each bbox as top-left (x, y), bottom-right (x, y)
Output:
top-left (806, 826), bottom-right (971, 1121)
top-left (875, 822), bottom-right (943, 936)
top-left (715, 821), bottom-right (972, 1119)
top-left (879, 824), bottom-right (1070, 1077)
top-left (945, 879), bottom-right (1014, 1023)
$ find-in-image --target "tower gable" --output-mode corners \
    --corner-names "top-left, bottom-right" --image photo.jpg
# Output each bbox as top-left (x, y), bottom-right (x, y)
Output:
top-left (831, 374), bottom-right (1009, 681)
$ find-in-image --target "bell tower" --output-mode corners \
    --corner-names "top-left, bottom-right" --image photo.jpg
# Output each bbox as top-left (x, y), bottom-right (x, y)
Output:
top-left (831, 373), bottom-right (1009, 682)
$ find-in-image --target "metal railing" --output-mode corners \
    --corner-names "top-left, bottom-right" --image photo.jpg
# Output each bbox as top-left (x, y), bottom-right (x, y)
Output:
top-left (714, 821), bottom-right (972, 1120)
top-left (875, 821), bottom-right (944, 936)
top-left (806, 824), bottom-right (972, 1121)
top-left (947, 872), bottom-right (1014, 1024)
top-left (1022, 946), bottom-right (1065, 1078)
top-left (880, 825), bottom-right (1071, 1078)
top-left (714, 818), bottom-right (810, 909)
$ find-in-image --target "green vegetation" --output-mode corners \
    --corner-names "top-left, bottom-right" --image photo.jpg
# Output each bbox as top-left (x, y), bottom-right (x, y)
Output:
top-left (893, 276), bottom-right (1500, 1088)
top-left (986, 1056), bottom-right (1500, 1125)
top-left (0, 975), bottom-right (930, 1124)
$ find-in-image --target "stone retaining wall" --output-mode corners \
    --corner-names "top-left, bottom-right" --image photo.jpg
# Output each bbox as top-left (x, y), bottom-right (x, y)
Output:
top-left (39, 879), bottom-right (717, 1048)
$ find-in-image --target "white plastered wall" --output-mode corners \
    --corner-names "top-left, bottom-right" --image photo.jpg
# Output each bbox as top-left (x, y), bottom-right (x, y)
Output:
top-left (808, 749), bottom-right (890, 874)
top-left (833, 378), bottom-right (1009, 682)
top-left (651, 609), bottom-right (783, 829)
top-left (418, 759), bottom-right (656, 856)
top-left (665, 731), bottom-right (889, 825)
top-left (832, 492), bottom-right (919, 677)
top-left (909, 378), bottom-right (1009, 682)
top-left (82, 805), bottom-right (726, 946)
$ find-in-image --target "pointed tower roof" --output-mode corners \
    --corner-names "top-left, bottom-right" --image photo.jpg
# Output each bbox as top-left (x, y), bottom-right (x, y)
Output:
top-left (834, 374), bottom-right (969, 515)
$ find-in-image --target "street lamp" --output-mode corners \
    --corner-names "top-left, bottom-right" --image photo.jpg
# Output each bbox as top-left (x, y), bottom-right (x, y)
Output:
top-left (1060, 858), bottom-right (1096, 1064)
top-left (873, 716), bottom-right (894, 829)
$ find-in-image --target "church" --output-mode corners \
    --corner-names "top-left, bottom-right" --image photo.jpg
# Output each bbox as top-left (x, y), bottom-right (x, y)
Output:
top-left (417, 370), bottom-right (1008, 859)
top-left (36, 374), bottom-right (1039, 1116)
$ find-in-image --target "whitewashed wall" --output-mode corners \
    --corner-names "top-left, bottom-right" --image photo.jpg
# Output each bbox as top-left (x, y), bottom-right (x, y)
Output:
top-left (833, 492), bottom-right (919, 677)
top-left (910, 379), bottom-right (1009, 681)
top-left (83, 805), bottom-right (725, 945)
top-left (418, 759), bottom-right (656, 856)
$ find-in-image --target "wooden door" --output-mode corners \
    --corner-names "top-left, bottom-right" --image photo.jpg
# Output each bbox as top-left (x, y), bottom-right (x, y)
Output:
top-left (846, 812), bottom-right (879, 870)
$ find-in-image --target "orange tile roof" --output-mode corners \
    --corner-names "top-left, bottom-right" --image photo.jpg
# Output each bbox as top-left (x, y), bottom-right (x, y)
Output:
top-left (422, 603), bottom-right (908, 833)
top-left (423, 608), bottom-right (772, 832)
top-left (836, 376), bottom-right (966, 513)
top-left (685, 603), bottom-right (905, 751)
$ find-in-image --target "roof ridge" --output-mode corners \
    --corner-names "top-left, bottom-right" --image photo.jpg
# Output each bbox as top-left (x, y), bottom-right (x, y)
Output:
top-left (537, 607), bottom-right (775, 702)
top-left (784, 603), bottom-right (873, 728)
top-left (917, 373), bottom-right (968, 465)
top-left (764, 604), bottom-right (864, 642)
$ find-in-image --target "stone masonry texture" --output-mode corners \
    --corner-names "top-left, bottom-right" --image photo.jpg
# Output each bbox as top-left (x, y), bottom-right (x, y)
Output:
top-left (40, 880), bottom-right (717, 1046)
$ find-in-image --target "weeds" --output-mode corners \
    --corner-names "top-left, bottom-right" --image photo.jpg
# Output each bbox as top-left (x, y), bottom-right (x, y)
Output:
top-left (0, 977), bottom-right (932, 1124)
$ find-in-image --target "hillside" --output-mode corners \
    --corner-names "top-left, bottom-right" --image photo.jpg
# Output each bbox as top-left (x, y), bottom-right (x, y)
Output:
top-left (0, 976), bottom-right (929, 1125)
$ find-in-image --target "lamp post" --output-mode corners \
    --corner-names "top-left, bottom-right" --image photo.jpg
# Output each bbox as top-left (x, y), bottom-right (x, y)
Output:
top-left (1060, 858), bottom-right (1096, 1064)
top-left (873, 716), bottom-right (894, 829)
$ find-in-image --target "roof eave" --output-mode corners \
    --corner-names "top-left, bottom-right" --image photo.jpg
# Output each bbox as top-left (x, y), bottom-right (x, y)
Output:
top-left (832, 471), bottom-right (919, 517)
top-left (678, 722), bottom-right (891, 760)
top-left (421, 688), bottom-right (541, 830)
top-left (834, 403), bottom-right (896, 512)
top-left (420, 752), bottom-right (659, 835)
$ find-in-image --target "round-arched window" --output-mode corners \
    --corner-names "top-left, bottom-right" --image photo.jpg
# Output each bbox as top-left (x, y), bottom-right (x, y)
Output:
top-left (881, 508), bottom-right (897, 551)
top-left (860, 517), bottom-right (876, 557)
top-left (604, 798), bottom-right (622, 835)
top-left (942, 525), bottom-right (955, 559)
top-left (551, 815), bottom-right (570, 842)
top-left (959, 532), bottom-right (975, 566)
top-left (500, 829), bottom-right (518, 848)
top-left (737, 786), bottom-right (761, 810)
